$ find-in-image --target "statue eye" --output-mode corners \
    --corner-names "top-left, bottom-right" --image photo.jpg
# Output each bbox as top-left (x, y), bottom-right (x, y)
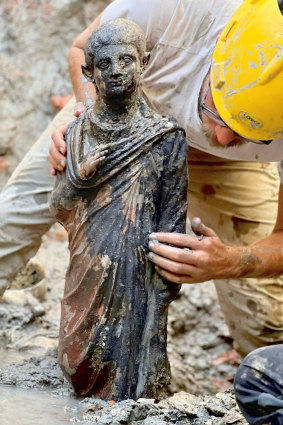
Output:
top-left (98, 61), bottom-right (109, 70)
top-left (123, 56), bottom-right (133, 64)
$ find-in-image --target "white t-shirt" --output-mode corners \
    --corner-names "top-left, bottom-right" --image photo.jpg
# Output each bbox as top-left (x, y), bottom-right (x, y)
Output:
top-left (101, 0), bottom-right (283, 170)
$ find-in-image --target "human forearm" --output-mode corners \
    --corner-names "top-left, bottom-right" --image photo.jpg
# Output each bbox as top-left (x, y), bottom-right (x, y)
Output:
top-left (234, 230), bottom-right (283, 278)
top-left (69, 46), bottom-right (96, 104)
top-left (235, 184), bottom-right (283, 278)
top-left (148, 218), bottom-right (283, 284)
top-left (68, 13), bottom-right (102, 103)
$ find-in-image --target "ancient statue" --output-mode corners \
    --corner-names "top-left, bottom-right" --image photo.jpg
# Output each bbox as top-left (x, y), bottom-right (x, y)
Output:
top-left (50, 18), bottom-right (188, 401)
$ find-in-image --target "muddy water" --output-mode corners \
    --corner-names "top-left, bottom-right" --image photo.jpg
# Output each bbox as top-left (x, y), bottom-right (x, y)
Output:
top-left (0, 385), bottom-right (89, 425)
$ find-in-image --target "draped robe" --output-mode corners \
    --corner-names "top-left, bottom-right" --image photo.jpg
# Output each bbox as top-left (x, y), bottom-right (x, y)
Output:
top-left (50, 98), bottom-right (188, 400)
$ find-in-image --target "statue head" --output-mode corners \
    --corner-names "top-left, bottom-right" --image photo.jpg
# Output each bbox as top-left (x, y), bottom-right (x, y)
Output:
top-left (82, 19), bottom-right (150, 102)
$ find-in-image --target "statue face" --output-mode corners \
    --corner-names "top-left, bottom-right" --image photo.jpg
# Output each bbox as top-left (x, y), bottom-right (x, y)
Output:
top-left (93, 44), bottom-right (141, 100)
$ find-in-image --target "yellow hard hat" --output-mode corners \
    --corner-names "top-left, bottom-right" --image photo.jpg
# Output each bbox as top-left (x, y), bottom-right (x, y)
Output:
top-left (211, 0), bottom-right (283, 141)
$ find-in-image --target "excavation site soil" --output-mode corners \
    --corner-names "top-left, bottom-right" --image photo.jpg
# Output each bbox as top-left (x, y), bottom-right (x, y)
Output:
top-left (0, 1), bottom-right (247, 424)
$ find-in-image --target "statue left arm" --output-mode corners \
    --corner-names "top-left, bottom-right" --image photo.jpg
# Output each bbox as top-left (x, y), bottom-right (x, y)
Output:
top-left (155, 128), bottom-right (188, 234)
top-left (66, 118), bottom-right (110, 189)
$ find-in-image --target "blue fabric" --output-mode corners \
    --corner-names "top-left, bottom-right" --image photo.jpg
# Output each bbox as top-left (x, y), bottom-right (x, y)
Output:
top-left (234, 345), bottom-right (283, 424)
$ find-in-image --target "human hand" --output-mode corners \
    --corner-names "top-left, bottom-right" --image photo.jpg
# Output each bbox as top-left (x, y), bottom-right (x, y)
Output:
top-left (73, 102), bottom-right (86, 117)
top-left (148, 217), bottom-right (240, 284)
top-left (49, 123), bottom-right (69, 176)
top-left (80, 144), bottom-right (111, 179)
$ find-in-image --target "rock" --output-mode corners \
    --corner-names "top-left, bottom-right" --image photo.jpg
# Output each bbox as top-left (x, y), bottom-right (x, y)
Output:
top-left (203, 397), bottom-right (227, 417)
top-left (2, 260), bottom-right (47, 316)
top-left (168, 283), bottom-right (238, 395)
top-left (79, 390), bottom-right (247, 424)
top-left (10, 259), bottom-right (46, 291)
top-left (158, 391), bottom-right (201, 416)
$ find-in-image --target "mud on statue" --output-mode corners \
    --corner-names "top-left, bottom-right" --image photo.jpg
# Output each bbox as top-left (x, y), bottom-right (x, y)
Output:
top-left (50, 19), bottom-right (188, 401)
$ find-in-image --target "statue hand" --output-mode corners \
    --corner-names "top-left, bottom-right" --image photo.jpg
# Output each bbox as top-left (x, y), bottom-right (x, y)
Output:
top-left (80, 143), bottom-right (111, 179)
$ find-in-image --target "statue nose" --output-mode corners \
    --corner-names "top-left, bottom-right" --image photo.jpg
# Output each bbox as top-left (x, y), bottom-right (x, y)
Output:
top-left (110, 62), bottom-right (122, 77)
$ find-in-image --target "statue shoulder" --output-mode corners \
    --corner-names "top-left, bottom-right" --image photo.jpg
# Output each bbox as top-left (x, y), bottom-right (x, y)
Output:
top-left (139, 97), bottom-right (185, 135)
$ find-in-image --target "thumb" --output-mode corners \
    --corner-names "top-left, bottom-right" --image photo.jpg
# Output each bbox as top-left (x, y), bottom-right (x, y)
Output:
top-left (191, 217), bottom-right (217, 238)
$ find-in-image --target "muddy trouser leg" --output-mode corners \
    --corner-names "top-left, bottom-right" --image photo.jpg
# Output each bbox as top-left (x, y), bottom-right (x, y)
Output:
top-left (234, 345), bottom-right (283, 425)
top-left (0, 97), bottom-right (76, 296)
top-left (187, 150), bottom-right (283, 357)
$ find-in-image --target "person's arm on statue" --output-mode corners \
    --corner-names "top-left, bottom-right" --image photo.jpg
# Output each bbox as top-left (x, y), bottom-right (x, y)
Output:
top-left (50, 0), bottom-right (283, 285)
top-left (49, 13), bottom-right (103, 176)
top-left (148, 185), bottom-right (283, 283)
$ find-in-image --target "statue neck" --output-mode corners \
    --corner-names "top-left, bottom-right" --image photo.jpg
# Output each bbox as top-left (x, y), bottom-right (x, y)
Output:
top-left (94, 93), bottom-right (139, 123)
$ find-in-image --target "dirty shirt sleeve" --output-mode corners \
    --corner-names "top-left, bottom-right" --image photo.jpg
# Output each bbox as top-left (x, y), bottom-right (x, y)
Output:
top-left (157, 128), bottom-right (188, 234)
top-left (101, 0), bottom-right (177, 51)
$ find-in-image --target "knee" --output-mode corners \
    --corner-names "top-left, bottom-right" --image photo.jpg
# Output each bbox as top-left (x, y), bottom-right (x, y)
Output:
top-left (234, 346), bottom-right (275, 396)
top-left (234, 345), bottom-right (283, 424)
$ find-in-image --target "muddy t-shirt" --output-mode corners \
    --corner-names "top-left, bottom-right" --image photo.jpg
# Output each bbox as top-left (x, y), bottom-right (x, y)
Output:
top-left (101, 0), bottom-right (283, 177)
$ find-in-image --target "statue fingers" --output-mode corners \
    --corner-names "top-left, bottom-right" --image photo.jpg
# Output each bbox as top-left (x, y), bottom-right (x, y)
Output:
top-left (97, 143), bottom-right (111, 151)
top-left (88, 144), bottom-right (111, 156)
top-left (84, 156), bottom-right (106, 177)
top-left (93, 149), bottom-right (109, 159)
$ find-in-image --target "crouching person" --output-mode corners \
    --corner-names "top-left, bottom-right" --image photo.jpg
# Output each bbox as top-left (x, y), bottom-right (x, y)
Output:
top-left (234, 345), bottom-right (283, 425)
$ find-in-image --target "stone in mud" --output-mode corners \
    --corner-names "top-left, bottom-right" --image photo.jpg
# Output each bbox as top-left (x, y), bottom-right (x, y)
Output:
top-left (50, 19), bottom-right (187, 401)
top-left (10, 259), bottom-right (46, 291)
top-left (2, 260), bottom-right (47, 316)
top-left (79, 390), bottom-right (247, 424)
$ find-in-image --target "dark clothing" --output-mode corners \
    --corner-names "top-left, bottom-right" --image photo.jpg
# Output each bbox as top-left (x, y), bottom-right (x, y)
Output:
top-left (50, 98), bottom-right (188, 400)
top-left (234, 345), bottom-right (283, 425)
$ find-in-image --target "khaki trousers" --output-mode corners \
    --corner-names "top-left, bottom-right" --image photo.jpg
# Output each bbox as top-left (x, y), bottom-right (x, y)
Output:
top-left (0, 97), bottom-right (76, 294)
top-left (188, 147), bottom-right (283, 357)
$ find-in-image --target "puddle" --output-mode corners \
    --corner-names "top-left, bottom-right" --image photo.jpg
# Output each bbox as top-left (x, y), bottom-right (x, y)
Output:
top-left (0, 385), bottom-right (90, 425)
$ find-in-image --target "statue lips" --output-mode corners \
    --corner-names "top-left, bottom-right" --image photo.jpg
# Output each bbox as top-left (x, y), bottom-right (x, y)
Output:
top-left (109, 80), bottom-right (123, 87)
top-left (107, 78), bottom-right (134, 95)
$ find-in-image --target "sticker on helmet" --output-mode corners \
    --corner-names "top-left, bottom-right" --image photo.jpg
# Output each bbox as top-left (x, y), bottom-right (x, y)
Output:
top-left (238, 111), bottom-right (263, 129)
